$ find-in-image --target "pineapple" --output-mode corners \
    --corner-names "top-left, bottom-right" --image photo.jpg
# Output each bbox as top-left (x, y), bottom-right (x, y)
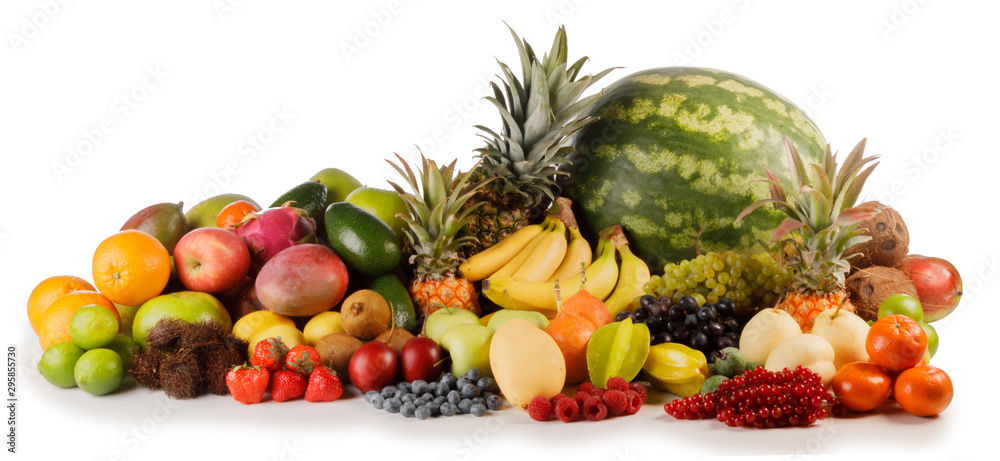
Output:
top-left (387, 153), bottom-right (491, 316)
top-left (461, 25), bottom-right (614, 255)
top-left (737, 138), bottom-right (880, 332)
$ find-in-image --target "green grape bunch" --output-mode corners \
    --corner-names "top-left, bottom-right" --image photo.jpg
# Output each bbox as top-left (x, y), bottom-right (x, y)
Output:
top-left (644, 251), bottom-right (794, 310)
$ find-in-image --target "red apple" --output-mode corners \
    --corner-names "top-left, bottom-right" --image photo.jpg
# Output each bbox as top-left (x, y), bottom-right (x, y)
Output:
top-left (349, 341), bottom-right (398, 394)
top-left (173, 227), bottom-right (251, 294)
top-left (399, 337), bottom-right (443, 383)
top-left (900, 254), bottom-right (963, 322)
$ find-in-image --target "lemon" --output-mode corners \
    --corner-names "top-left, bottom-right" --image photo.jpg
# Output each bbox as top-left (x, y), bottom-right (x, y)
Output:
top-left (233, 310), bottom-right (295, 342)
top-left (70, 305), bottom-right (120, 350)
top-left (74, 348), bottom-right (125, 396)
top-left (248, 324), bottom-right (304, 357)
top-left (303, 311), bottom-right (345, 346)
top-left (37, 342), bottom-right (86, 388)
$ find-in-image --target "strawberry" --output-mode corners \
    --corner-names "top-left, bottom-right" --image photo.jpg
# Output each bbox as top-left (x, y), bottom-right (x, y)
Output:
top-left (285, 345), bottom-right (320, 376)
top-left (251, 337), bottom-right (289, 373)
top-left (305, 366), bottom-right (343, 402)
top-left (226, 364), bottom-right (269, 405)
top-left (271, 370), bottom-right (307, 402)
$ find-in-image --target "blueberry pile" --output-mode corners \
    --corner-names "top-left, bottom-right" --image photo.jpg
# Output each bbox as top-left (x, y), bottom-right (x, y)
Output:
top-left (617, 295), bottom-right (742, 359)
top-left (364, 368), bottom-right (503, 419)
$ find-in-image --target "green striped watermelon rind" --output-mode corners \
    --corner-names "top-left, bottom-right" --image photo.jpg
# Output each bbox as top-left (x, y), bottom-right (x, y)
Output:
top-left (566, 67), bottom-right (826, 274)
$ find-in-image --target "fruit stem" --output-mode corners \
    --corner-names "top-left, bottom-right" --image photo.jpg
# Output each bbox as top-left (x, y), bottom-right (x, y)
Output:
top-left (554, 280), bottom-right (564, 313)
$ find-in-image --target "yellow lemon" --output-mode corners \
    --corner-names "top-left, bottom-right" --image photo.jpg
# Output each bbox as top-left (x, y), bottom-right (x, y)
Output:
top-left (248, 324), bottom-right (304, 357)
top-left (233, 311), bottom-right (295, 342)
top-left (303, 311), bottom-right (345, 346)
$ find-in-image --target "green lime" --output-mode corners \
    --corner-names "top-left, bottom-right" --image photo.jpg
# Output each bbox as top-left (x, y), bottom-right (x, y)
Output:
top-left (878, 293), bottom-right (924, 322)
top-left (37, 342), bottom-right (86, 388)
top-left (74, 348), bottom-right (125, 396)
top-left (918, 321), bottom-right (939, 358)
top-left (106, 334), bottom-right (139, 369)
top-left (70, 305), bottom-right (120, 350)
top-left (311, 167), bottom-right (363, 207)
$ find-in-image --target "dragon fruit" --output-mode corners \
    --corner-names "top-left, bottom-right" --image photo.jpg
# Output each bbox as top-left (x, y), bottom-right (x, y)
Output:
top-left (234, 201), bottom-right (317, 273)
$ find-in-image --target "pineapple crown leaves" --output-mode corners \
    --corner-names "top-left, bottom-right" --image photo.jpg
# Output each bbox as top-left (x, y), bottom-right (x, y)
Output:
top-left (386, 153), bottom-right (493, 276)
top-left (473, 24), bottom-right (616, 207)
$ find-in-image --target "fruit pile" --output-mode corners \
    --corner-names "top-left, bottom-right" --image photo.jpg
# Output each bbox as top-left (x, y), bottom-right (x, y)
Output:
top-left (28, 24), bottom-right (962, 432)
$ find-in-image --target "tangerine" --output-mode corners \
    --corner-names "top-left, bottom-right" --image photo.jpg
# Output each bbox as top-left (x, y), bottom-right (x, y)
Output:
top-left (831, 361), bottom-right (893, 412)
top-left (544, 312), bottom-right (596, 384)
top-left (38, 291), bottom-right (120, 350)
top-left (92, 230), bottom-right (171, 307)
top-left (216, 200), bottom-right (260, 229)
top-left (27, 275), bottom-right (95, 333)
top-left (894, 365), bottom-right (953, 416)
top-left (563, 288), bottom-right (613, 329)
top-left (865, 314), bottom-right (927, 371)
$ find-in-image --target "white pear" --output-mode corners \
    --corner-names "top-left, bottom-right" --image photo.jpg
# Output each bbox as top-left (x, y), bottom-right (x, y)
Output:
top-left (765, 334), bottom-right (837, 387)
top-left (739, 308), bottom-right (802, 364)
top-left (810, 308), bottom-right (870, 370)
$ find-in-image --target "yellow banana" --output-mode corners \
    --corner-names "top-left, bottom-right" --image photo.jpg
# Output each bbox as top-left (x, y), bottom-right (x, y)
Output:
top-left (511, 220), bottom-right (567, 282)
top-left (546, 226), bottom-right (593, 283)
top-left (490, 217), bottom-right (555, 279)
top-left (603, 242), bottom-right (651, 316)
top-left (459, 222), bottom-right (545, 282)
top-left (482, 235), bottom-right (619, 316)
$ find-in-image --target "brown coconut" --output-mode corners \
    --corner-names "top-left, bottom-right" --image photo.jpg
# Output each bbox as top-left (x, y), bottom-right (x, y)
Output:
top-left (844, 201), bottom-right (909, 271)
top-left (845, 266), bottom-right (919, 322)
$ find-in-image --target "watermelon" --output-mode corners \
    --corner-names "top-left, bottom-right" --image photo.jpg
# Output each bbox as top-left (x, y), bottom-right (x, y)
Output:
top-left (565, 67), bottom-right (826, 273)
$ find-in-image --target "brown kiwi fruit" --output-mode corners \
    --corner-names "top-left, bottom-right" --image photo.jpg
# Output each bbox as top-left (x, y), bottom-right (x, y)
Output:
top-left (341, 289), bottom-right (391, 341)
top-left (375, 328), bottom-right (415, 354)
top-left (845, 266), bottom-right (919, 322)
top-left (844, 201), bottom-right (909, 271)
top-left (315, 332), bottom-right (363, 380)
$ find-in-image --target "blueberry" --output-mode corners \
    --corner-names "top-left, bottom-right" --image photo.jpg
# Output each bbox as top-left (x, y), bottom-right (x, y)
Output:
top-left (401, 393), bottom-right (416, 404)
top-left (457, 399), bottom-right (473, 414)
top-left (456, 377), bottom-right (471, 390)
top-left (421, 392), bottom-right (435, 401)
top-left (393, 388), bottom-right (405, 399)
top-left (465, 368), bottom-right (482, 381)
top-left (447, 390), bottom-right (462, 405)
top-left (485, 394), bottom-right (502, 411)
top-left (477, 378), bottom-right (497, 393)
top-left (434, 395), bottom-right (447, 405)
top-left (400, 402), bottom-right (417, 418)
top-left (370, 394), bottom-right (385, 409)
top-left (472, 397), bottom-right (484, 405)
top-left (415, 405), bottom-right (432, 420)
top-left (411, 380), bottom-right (428, 395)
top-left (470, 403), bottom-right (487, 417)
top-left (434, 382), bottom-right (450, 397)
top-left (381, 386), bottom-right (397, 399)
top-left (439, 402), bottom-right (457, 417)
top-left (426, 400), bottom-right (441, 415)
top-left (461, 383), bottom-right (481, 399)
top-left (414, 397), bottom-right (429, 407)
top-left (397, 382), bottom-right (412, 394)
top-left (383, 398), bottom-right (402, 413)
top-left (365, 390), bottom-right (380, 404)
top-left (440, 373), bottom-right (457, 388)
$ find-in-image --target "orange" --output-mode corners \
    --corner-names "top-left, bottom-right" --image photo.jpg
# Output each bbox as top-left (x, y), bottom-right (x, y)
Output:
top-left (865, 314), bottom-right (927, 371)
top-left (27, 275), bottom-right (95, 333)
top-left (894, 365), bottom-right (953, 416)
top-left (563, 289), bottom-right (614, 329)
top-left (545, 312), bottom-right (596, 384)
top-left (216, 200), bottom-right (260, 229)
top-left (37, 291), bottom-right (121, 350)
top-left (92, 230), bottom-right (171, 307)
top-left (831, 362), bottom-right (893, 412)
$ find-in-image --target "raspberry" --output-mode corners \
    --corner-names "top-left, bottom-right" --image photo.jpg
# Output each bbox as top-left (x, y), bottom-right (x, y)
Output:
top-left (554, 398), bottom-right (580, 422)
top-left (582, 396), bottom-right (608, 421)
top-left (624, 390), bottom-right (643, 415)
top-left (628, 382), bottom-right (648, 403)
top-left (606, 376), bottom-right (629, 392)
top-left (550, 393), bottom-right (570, 406)
top-left (588, 387), bottom-right (606, 398)
top-left (527, 395), bottom-right (552, 422)
top-left (577, 381), bottom-right (596, 394)
top-left (602, 389), bottom-right (629, 414)
top-left (572, 391), bottom-right (590, 407)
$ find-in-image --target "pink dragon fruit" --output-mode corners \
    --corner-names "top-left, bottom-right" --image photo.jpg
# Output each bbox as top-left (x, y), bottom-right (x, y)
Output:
top-left (234, 201), bottom-right (317, 273)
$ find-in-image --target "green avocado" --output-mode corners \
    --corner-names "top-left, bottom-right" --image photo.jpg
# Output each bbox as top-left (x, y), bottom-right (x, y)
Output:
top-left (370, 273), bottom-right (418, 334)
top-left (272, 180), bottom-right (328, 235)
top-left (324, 202), bottom-right (401, 277)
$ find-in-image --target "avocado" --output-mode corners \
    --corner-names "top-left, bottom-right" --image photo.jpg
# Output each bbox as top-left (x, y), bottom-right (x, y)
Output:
top-left (370, 273), bottom-right (418, 334)
top-left (324, 202), bottom-right (401, 277)
top-left (271, 180), bottom-right (328, 236)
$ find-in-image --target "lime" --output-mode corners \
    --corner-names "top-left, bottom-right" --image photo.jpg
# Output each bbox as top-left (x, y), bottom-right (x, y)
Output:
top-left (344, 187), bottom-right (408, 241)
top-left (106, 334), bottom-right (139, 369)
top-left (37, 342), bottom-right (86, 388)
top-left (74, 349), bottom-right (126, 396)
top-left (311, 168), bottom-right (363, 207)
top-left (919, 321), bottom-right (939, 358)
top-left (878, 294), bottom-right (924, 322)
top-left (69, 305), bottom-right (120, 350)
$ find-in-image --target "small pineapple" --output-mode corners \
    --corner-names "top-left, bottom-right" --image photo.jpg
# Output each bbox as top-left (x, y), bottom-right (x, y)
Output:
top-left (736, 138), bottom-right (879, 332)
top-left (387, 153), bottom-right (491, 316)
top-left (461, 25), bottom-right (614, 256)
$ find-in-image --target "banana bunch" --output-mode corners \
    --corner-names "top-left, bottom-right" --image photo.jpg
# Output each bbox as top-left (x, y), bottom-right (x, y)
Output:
top-left (462, 206), bottom-right (651, 317)
top-left (642, 342), bottom-right (710, 397)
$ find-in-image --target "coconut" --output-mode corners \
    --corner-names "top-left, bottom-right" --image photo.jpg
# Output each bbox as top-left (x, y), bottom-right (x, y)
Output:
top-left (844, 201), bottom-right (909, 271)
top-left (845, 266), bottom-right (919, 322)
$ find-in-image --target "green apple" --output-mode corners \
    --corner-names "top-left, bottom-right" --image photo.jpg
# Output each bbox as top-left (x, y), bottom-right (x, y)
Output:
top-left (184, 193), bottom-right (260, 231)
top-left (486, 309), bottom-right (549, 333)
top-left (878, 294), bottom-right (923, 322)
top-left (132, 291), bottom-right (232, 346)
top-left (310, 168), bottom-right (363, 208)
top-left (439, 323), bottom-right (493, 378)
top-left (425, 308), bottom-right (480, 343)
top-left (345, 187), bottom-right (408, 241)
top-left (918, 320), bottom-right (939, 358)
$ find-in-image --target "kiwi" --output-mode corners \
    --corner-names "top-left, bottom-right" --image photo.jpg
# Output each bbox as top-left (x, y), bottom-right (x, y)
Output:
top-left (845, 266), bottom-right (919, 322)
top-left (341, 289), bottom-right (391, 341)
top-left (374, 328), bottom-right (414, 354)
top-left (844, 201), bottom-right (909, 271)
top-left (315, 333), bottom-right (363, 380)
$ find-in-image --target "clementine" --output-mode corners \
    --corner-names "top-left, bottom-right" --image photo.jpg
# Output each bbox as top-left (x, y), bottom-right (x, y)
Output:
top-left (894, 365), bottom-right (953, 416)
top-left (865, 314), bottom-right (927, 371)
top-left (27, 275), bottom-right (95, 333)
top-left (831, 362), bottom-right (893, 412)
top-left (216, 200), bottom-right (260, 229)
top-left (92, 230), bottom-right (171, 307)
top-left (37, 290), bottom-right (120, 350)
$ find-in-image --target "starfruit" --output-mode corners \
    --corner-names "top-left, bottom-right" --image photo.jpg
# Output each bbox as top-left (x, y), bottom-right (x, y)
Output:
top-left (642, 342), bottom-right (710, 397)
top-left (586, 318), bottom-right (650, 388)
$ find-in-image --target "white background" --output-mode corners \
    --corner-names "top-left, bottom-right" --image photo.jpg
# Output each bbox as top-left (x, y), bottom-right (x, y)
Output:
top-left (1, 1), bottom-right (997, 460)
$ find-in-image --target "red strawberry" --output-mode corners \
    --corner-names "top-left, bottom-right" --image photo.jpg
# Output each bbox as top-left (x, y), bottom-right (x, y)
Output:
top-left (226, 364), bottom-right (269, 405)
top-left (271, 370), bottom-right (307, 402)
top-left (251, 337), bottom-right (289, 373)
top-left (305, 366), bottom-right (343, 402)
top-left (285, 345), bottom-right (320, 376)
